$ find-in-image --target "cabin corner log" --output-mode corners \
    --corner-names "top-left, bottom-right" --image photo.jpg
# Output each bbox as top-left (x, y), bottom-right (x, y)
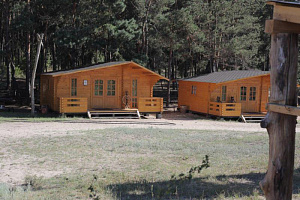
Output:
top-left (260, 33), bottom-right (298, 200)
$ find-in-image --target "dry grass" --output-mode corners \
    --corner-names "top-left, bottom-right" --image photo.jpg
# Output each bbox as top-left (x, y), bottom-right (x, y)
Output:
top-left (1, 127), bottom-right (300, 199)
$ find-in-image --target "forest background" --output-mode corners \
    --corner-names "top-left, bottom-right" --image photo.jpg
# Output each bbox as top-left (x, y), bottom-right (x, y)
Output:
top-left (0, 0), bottom-right (298, 103)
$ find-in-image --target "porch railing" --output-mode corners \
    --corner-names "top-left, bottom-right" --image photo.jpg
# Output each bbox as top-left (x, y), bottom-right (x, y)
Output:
top-left (209, 102), bottom-right (241, 117)
top-left (58, 97), bottom-right (88, 113)
top-left (138, 97), bottom-right (163, 113)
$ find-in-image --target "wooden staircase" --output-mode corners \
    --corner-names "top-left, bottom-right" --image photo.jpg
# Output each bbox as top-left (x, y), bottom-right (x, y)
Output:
top-left (87, 109), bottom-right (140, 119)
top-left (240, 113), bottom-right (266, 123)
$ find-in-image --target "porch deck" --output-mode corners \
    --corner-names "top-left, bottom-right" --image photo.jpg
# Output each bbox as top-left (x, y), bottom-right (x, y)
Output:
top-left (209, 102), bottom-right (242, 117)
top-left (87, 108), bottom-right (140, 119)
top-left (58, 97), bottom-right (163, 118)
top-left (240, 112), bottom-right (266, 123)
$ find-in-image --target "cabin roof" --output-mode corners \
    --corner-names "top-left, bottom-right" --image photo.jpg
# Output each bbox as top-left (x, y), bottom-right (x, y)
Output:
top-left (42, 61), bottom-right (168, 80)
top-left (43, 61), bottom-right (130, 76)
top-left (182, 70), bottom-right (270, 84)
top-left (267, 0), bottom-right (300, 7)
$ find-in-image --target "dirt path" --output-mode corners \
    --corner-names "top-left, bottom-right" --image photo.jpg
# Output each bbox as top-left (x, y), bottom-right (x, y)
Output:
top-left (0, 112), bottom-right (274, 139)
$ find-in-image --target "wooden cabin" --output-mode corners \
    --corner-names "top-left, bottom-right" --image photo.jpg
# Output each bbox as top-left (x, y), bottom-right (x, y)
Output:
top-left (178, 71), bottom-right (270, 117)
top-left (40, 61), bottom-right (168, 117)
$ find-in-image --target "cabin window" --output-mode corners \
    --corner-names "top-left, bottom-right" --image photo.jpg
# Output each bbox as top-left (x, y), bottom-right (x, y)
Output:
top-left (94, 80), bottom-right (103, 96)
top-left (221, 86), bottom-right (227, 102)
top-left (71, 78), bottom-right (77, 96)
top-left (107, 80), bottom-right (116, 96)
top-left (240, 86), bottom-right (247, 101)
top-left (132, 79), bottom-right (138, 108)
top-left (191, 86), bottom-right (197, 95)
top-left (249, 87), bottom-right (256, 101)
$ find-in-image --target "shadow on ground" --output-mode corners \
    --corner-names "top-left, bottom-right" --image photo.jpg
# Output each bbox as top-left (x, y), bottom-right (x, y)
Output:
top-left (107, 170), bottom-right (300, 199)
top-left (63, 120), bottom-right (176, 126)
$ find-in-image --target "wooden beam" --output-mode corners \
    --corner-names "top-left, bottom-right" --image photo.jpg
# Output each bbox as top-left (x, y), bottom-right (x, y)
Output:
top-left (265, 20), bottom-right (300, 34)
top-left (273, 4), bottom-right (300, 24)
top-left (266, 103), bottom-right (300, 116)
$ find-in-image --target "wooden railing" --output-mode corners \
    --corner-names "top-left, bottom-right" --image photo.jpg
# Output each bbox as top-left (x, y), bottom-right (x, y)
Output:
top-left (138, 97), bottom-right (163, 113)
top-left (58, 97), bottom-right (88, 113)
top-left (209, 102), bottom-right (241, 117)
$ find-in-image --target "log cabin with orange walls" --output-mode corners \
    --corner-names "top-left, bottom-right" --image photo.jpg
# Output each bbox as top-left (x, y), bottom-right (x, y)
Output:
top-left (178, 71), bottom-right (270, 117)
top-left (40, 61), bottom-right (168, 115)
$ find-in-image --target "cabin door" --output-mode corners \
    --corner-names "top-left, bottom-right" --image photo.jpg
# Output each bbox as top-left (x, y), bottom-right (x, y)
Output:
top-left (91, 78), bottom-right (119, 109)
top-left (91, 78), bottom-right (104, 109)
top-left (103, 78), bottom-right (119, 108)
top-left (239, 85), bottom-right (259, 113)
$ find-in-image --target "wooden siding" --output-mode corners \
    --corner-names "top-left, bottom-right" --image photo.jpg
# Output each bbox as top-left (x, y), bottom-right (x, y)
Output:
top-left (41, 62), bottom-right (164, 113)
top-left (40, 75), bottom-right (55, 110)
top-left (178, 74), bottom-right (270, 116)
top-left (178, 81), bottom-right (210, 114)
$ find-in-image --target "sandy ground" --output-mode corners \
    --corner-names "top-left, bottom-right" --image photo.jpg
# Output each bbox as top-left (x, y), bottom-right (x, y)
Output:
top-left (0, 112), bottom-right (273, 139)
top-left (1, 111), bottom-right (299, 185)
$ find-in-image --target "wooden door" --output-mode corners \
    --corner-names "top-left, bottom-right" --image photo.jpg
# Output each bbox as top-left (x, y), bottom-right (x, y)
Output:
top-left (103, 78), bottom-right (119, 108)
top-left (91, 79), bottom-right (104, 109)
top-left (239, 85), bottom-right (259, 113)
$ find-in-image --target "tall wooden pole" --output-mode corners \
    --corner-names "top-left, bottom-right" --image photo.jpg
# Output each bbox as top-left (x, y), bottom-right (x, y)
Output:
top-left (260, 33), bottom-right (298, 199)
top-left (31, 34), bottom-right (43, 117)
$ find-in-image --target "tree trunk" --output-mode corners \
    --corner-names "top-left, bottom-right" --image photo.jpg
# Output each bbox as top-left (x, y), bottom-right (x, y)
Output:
top-left (260, 33), bottom-right (298, 200)
top-left (5, 0), bottom-right (10, 90)
top-left (166, 49), bottom-right (172, 107)
top-left (26, 0), bottom-right (31, 103)
top-left (31, 34), bottom-right (43, 117)
top-left (52, 42), bottom-right (56, 71)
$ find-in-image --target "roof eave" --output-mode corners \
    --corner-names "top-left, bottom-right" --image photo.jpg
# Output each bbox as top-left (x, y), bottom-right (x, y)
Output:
top-left (44, 62), bottom-right (130, 77)
top-left (41, 61), bottom-right (168, 80)
top-left (130, 62), bottom-right (169, 81)
top-left (215, 73), bottom-right (270, 85)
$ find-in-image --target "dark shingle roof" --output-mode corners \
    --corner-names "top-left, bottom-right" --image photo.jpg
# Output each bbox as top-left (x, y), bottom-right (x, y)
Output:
top-left (267, 0), bottom-right (300, 7)
top-left (182, 70), bottom-right (270, 84)
top-left (43, 61), bottom-right (130, 76)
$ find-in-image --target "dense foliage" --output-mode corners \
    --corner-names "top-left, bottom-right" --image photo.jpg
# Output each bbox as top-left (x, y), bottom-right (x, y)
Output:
top-left (0, 0), bottom-right (274, 99)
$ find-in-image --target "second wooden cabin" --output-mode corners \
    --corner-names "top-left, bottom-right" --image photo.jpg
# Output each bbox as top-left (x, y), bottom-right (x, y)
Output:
top-left (178, 71), bottom-right (270, 117)
top-left (40, 61), bottom-right (168, 117)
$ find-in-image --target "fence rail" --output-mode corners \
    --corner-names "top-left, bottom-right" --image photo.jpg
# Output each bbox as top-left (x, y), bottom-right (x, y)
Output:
top-left (138, 97), bottom-right (163, 113)
top-left (209, 102), bottom-right (241, 117)
top-left (58, 97), bottom-right (88, 113)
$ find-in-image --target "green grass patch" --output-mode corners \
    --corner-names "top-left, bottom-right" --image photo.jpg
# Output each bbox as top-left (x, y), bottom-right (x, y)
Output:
top-left (1, 128), bottom-right (300, 199)
top-left (0, 111), bottom-right (85, 123)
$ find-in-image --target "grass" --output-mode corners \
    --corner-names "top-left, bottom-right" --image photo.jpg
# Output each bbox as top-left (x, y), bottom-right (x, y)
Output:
top-left (0, 111), bottom-right (85, 123)
top-left (1, 127), bottom-right (300, 199)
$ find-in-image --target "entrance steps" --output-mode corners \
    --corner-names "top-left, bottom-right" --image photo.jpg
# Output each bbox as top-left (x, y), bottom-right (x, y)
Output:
top-left (240, 113), bottom-right (266, 123)
top-left (87, 109), bottom-right (140, 119)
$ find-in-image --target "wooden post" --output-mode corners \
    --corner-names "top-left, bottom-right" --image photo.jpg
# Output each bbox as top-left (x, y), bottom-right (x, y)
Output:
top-left (260, 33), bottom-right (298, 199)
top-left (31, 34), bottom-right (44, 117)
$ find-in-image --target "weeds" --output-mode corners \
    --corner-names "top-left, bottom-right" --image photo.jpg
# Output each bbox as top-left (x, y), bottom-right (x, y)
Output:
top-left (24, 175), bottom-right (44, 191)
